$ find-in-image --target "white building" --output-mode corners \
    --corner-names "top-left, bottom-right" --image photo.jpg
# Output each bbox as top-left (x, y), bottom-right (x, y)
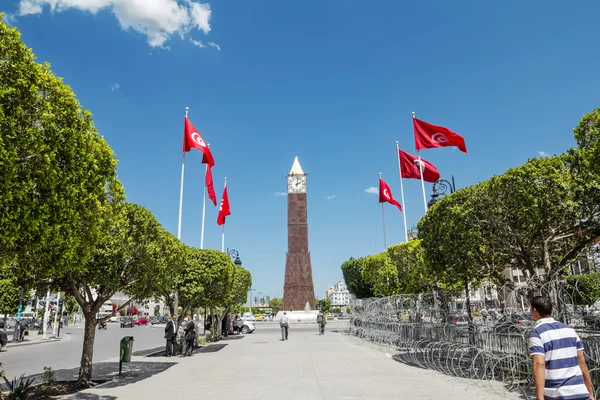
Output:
top-left (327, 281), bottom-right (351, 307)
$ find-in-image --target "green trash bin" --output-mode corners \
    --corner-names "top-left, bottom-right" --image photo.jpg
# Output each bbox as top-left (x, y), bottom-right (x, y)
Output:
top-left (119, 336), bottom-right (134, 375)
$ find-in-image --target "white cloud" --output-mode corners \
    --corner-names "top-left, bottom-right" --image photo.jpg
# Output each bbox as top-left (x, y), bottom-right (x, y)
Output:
top-left (2, 13), bottom-right (17, 24)
top-left (110, 83), bottom-right (120, 91)
top-left (326, 195), bottom-right (336, 200)
top-left (191, 39), bottom-right (206, 49)
top-left (538, 151), bottom-right (548, 157)
top-left (14, 0), bottom-right (212, 48)
top-left (275, 192), bottom-right (287, 197)
top-left (208, 41), bottom-right (221, 51)
top-left (365, 187), bottom-right (379, 195)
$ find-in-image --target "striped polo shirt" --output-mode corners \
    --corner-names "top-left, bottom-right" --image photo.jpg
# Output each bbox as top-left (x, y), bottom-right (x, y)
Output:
top-left (529, 317), bottom-right (589, 400)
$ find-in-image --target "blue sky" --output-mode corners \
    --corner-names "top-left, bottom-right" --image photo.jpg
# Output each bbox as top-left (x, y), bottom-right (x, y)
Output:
top-left (3, 0), bottom-right (600, 300)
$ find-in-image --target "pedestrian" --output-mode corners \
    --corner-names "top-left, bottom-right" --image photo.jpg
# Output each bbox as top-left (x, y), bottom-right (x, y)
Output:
top-left (280, 312), bottom-right (289, 341)
top-left (18, 319), bottom-right (27, 341)
top-left (317, 311), bottom-right (326, 335)
top-left (164, 315), bottom-right (177, 357)
top-left (529, 296), bottom-right (594, 400)
top-left (183, 314), bottom-right (196, 357)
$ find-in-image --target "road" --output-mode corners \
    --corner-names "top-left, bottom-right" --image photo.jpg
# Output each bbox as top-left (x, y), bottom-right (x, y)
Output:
top-left (0, 322), bottom-right (166, 380)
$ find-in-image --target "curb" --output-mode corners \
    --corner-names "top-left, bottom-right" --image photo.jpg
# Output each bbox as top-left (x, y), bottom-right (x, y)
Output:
top-left (4, 332), bottom-right (72, 348)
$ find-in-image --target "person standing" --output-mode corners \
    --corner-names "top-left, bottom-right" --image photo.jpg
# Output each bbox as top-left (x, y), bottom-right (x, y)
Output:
top-left (280, 312), bottom-right (289, 341)
top-left (317, 311), bottom-right (326, 335)
top-left (529, 296), bottom-right (594, 400)
top-left (164, 315), bottom-right (177, 357)
top-left (183, 315), bottom-right (196, 356)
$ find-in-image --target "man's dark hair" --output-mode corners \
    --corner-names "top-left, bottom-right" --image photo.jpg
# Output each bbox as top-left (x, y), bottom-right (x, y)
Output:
top-left (531, 296), bottom-right (553, 317)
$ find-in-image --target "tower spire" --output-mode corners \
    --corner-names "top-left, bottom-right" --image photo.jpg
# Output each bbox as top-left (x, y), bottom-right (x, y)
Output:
top-left (289, 156), bottom-right (305, 175)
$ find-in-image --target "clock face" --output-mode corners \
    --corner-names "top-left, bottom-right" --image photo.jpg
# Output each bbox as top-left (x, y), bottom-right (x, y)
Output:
top-left (288, 176), bottom-right (306, 193)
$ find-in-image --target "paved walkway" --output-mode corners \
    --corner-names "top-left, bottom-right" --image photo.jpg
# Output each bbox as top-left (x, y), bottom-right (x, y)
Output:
top-left (70, 322), bottom-right (523, 400)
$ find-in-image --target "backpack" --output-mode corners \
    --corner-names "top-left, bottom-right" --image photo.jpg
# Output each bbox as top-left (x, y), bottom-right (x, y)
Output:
top-left (317, 314), bottom-right (323, 323)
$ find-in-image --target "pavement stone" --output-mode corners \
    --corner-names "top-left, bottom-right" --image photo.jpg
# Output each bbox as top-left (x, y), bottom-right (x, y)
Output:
top-left (69, 323), bottom-right (524, 400)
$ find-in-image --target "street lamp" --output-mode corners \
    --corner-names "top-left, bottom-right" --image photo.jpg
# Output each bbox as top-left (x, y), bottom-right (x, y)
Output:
top-left (248, 287), bottom-right (256, 315)
top-left (428, 176), bottom-right (456, 209)
top-left (227, 248), bottom-right (242, 267)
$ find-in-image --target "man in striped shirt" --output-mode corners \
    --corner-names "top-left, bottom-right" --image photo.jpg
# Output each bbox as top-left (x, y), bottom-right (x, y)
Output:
top-left (529, 296), bottom-right (594, 400)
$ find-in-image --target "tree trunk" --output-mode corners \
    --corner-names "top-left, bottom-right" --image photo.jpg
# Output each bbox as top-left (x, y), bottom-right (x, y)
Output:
top-left (77, 313), bottom-right (97, 387)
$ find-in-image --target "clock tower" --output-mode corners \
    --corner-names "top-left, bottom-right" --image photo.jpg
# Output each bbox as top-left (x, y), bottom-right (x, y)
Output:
top-left (283, 157), bottom-right (316, 311)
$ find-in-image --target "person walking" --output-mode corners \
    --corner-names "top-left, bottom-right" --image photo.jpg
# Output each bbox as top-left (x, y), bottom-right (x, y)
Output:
top-left (317, 311), bottom-right (326, 335)
top-left (280, 312), bottom-right (289, 341)
top-left (529, 296), bottom-right (594, 400)
top-left (164, 315), bottom-right (177, 357)
top-left (183, 315), bottom-right (196, 356)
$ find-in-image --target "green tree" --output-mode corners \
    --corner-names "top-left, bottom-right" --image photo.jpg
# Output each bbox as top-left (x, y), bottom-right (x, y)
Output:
top-left (565, 273), bottom-right (600, 306)
top-left (0, 277), bottom-right (20, 331)
top-left (62, 203), bottom-right (172, 386)
top-left (0, 20), bottom-right (120, 281)
top-left (361, 253), bottom-right (399, 297)
top-left (341, 257), bottom-right (373, 298)
top-left (269, 298), bottom-right (283, 314)
top-left (316, 298), bottom-right (331, 313)
top-left (387, 239), bottom-right (432, 294)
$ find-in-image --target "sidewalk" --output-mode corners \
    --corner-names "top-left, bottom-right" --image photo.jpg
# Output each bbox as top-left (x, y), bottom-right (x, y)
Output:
top-left (4, 331), bottom-right (69, 348)
top-left (70, 323), bottom-right (524, 400)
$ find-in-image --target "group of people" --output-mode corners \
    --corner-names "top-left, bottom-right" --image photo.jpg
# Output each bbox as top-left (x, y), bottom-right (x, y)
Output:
top-left (278, 311), bottom-right (327, 341)
top-left (164, 315), bottom-right (197, 357)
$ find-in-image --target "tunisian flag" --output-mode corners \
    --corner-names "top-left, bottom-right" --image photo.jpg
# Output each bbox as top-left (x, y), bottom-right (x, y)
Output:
top-left (399, 150), bottom-right (440, 183)
top-left (183, 117), bottom-right (215, 167)
top-left (413, 118), bottom-right (467, 153)
top-left (379, 178), bottom-right (402, 212)
top-left (217, 186), bottom-right (231, 226)
top-left (205, 166), bottom-right (217, 206)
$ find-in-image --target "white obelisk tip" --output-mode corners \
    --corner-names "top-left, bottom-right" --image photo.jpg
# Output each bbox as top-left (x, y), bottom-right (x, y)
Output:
top-left (289, 156), bottom-right (305, 175)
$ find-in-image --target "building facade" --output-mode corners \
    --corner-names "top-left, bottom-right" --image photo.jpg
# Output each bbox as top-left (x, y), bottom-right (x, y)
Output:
top-left (327, 281), bottom-right (351, 307)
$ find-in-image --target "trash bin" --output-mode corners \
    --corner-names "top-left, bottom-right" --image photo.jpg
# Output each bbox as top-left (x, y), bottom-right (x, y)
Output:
top-left (120, 336), bottom-right (134, 362)
top-left (119, 336), bottom-right (134, 375)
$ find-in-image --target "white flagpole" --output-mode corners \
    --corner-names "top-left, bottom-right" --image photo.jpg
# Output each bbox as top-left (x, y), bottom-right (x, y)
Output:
top-left (174, 106), bottom-right (188, 323)
top-left (395, 141), bottom-right (409, 243)
top-left (413, 112), bottom-right (428, 212)
top-left (200, 163), bottom-right (207, 249)
top-left (379, 172), bottom-right (387, 249)
top-left (221, 177), bottom-right (226, 252)
top-left (178, 106), bottom-right (189, 240)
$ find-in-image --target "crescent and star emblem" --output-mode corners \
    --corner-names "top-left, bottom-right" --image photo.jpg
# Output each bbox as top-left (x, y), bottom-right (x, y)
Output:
top-left (431, 133), bottom-right (449, 143)
top-left (383, 189), bottom-right (390, 199)
top-left (191, 132), bottom-right (206, 147)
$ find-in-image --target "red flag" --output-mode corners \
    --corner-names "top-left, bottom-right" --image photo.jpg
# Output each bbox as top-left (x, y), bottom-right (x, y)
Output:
top-left (206, 166), bottom-right (217, 206)
top-left (379, 178), bottom-right (402, 212)
top-left (217, 186), bottom-right (230, 226)
top-left (183, 117), bottom-right (215, 167)
top-left (399, 150), bottom-right (440, 183)
top-left (413, 118), bottom-right (467, 153)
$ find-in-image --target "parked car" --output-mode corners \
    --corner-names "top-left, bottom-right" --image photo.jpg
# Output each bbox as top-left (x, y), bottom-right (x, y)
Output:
top-left (158, 316), bottom-right (169, 324)
top-left (231, 318), bottom-right (255, 334)
top-left (148, 316), bottom-right (159, 325)
top-left (109, 315), bottom-right (119, 323)
top-left (494, 313), bottom-right (533, 333)
top-left (121, 316), bottom-right (134, 328)
top-left (134, 317), bottom-right (148, 326)
top-left (254, 315), bottom-right (263, 321)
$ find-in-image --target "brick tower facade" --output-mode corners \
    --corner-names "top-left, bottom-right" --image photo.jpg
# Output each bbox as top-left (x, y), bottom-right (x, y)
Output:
top-left (283, 157), bottom-right (316, 311)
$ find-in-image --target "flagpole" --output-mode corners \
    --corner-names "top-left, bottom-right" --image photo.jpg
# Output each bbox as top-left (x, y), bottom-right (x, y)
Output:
top-left (395, 141), bottom-right (409, 243)
top-left (178, 107), bottom-right (188, 240)
top-left (175, 106), bottom-right (189, 323)
top-left (200, 162), bottom-right (207, 249)
top-left (379, 172), bottom-right (387, 249)
top-left (413, 112), bottom-right (428, 213)
top-left (221, 177), bottom-right (226, 252)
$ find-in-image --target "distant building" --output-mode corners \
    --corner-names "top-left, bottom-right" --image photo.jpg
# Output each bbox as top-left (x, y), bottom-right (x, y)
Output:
top-left (327, 281), bottom-right (351, 307)
top-left (325, 285), bottom-right (335, 300)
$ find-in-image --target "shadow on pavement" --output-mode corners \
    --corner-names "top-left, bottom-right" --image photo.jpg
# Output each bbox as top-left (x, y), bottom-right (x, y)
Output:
top-left (64, 393), bottom-right (118, 400)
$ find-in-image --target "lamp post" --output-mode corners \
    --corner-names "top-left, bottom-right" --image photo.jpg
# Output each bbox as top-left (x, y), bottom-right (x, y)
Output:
top-left (227, 248), bottom-right (242, 267)
top-left (428, 176), bottom-right (456, 209)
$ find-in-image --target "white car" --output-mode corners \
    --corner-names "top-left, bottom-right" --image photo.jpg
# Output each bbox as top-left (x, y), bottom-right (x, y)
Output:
top-left (109, 315), bottom-right (119, 323)
top-left (233, 319), bottom-right (255, 334)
